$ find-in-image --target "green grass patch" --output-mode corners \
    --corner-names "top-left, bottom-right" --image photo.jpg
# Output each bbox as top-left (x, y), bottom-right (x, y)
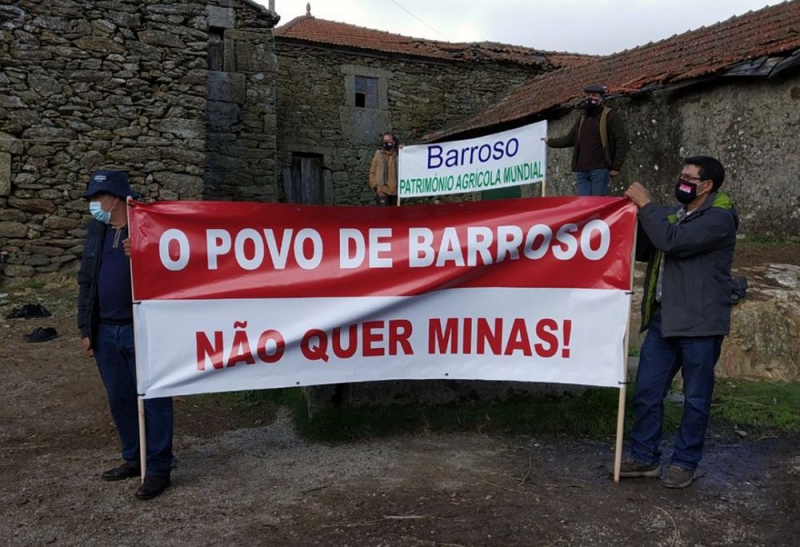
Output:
top-left (287, 387), bottom-right (683, 443)
top-left (220, 381), bottom-right (799, 442)
top-left (712, 381), bottom-right (800, 431)
top-left (736, 236), bottom-right (800, 248)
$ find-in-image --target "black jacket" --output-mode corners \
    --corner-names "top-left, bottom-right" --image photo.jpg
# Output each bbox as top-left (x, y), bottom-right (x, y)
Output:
top-left (637, 192), bottom-right (739, 337)
top-left (77, 220), bottom-right (127, 345)
top-left (548, 105), bottom-right (629, 171)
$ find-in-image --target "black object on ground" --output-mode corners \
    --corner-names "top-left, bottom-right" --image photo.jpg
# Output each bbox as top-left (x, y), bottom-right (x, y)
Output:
top-left (24, 327), bottom-right (59, 343)
top-left (6, 303), bottom-right (52, 320)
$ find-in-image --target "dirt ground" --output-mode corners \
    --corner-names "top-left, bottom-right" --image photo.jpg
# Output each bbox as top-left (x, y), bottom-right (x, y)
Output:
top-left (1, 247), bottom-right (799, 547)
top-left (732, 242), bottom-right (800, 269)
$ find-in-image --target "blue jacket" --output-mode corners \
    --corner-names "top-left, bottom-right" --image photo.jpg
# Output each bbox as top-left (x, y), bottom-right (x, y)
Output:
top-left (637, 191), bottom-right (739, 337)
top-left (77, 220), bottom-right (129, 345)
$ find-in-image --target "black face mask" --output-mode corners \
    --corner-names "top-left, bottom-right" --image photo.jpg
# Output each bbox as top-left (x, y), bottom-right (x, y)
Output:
top-left (585, 98), bottom-right (601, 114)
top-left (675, 178), bottom-right (708, 204)
top-left (382, 142), bottom-right (394, 151)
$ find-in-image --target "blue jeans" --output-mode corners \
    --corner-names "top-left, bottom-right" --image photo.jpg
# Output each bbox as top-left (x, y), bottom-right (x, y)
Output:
top-left (630, 310), bottom-right (723, 471)
top-left (575, 168), bottom-right (610, 196)
top-left (94, 322), bottom-right (173, 475)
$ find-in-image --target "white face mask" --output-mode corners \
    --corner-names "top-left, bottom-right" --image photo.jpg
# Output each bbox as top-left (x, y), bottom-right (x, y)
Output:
top-left (89, 198), bottom-right (114, 224)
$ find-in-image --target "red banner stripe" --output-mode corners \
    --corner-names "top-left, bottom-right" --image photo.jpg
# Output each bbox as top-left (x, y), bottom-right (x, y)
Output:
top-left (129, 197), bottom-right (636, 301)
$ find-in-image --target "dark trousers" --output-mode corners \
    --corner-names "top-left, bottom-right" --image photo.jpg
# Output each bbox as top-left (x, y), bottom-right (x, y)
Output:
top-left (630, 309), bottom-right (723, 471)
top-left (94, 322), bottom-right (173, 475)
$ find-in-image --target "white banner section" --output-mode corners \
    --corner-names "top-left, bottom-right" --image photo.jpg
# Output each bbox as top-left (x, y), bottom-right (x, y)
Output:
top-left (398, 121), bottom-right (547, 198)
top-left (135, 287), bottom-right (628, 399)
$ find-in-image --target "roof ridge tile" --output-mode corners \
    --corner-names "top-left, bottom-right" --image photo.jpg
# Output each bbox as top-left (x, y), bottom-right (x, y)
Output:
top-left (275, 14), bottom-right (594, 67)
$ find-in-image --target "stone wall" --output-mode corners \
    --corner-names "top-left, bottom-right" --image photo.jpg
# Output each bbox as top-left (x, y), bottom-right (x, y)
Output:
top-left (275, 43), bottom-right (544, 206)
top-left (539, 72), bottom-right (800, 239)
top-left (203, 0), bottom-right (278, 201)
top-left (719, 264), bottom-right (800, 382)
top-left (0, 0), bottom-right (278, 278)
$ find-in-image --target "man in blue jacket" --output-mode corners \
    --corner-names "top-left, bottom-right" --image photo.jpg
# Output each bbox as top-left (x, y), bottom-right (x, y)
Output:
top-left (622, 156), bottom-right (738, 488)
top-left (77, 170), bottom-right (173, 500)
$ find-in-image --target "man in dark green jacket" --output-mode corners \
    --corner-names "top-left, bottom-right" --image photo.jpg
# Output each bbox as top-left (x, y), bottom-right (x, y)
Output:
top-left (621, 156), bottom-right (738, 489)
top-left (544, 84), bottom-right (628, 196)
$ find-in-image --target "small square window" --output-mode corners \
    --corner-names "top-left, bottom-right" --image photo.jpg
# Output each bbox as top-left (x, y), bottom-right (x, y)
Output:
top-left (355, 76), bottom-right (378, 109)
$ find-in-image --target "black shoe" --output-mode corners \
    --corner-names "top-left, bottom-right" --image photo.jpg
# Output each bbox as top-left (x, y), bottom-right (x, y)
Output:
top-left (135, 474), bottom-right (171, 500)
top-left (24, 326), bottom-right (59, 343)
top-left (6, 303), bottom-right (51, 319)
top-left (101, 461), bottom-right (141, 482)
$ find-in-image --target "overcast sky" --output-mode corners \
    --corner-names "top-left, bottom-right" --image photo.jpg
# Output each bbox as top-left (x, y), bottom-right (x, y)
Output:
top-left (259, 0), bottom-right (785, 55)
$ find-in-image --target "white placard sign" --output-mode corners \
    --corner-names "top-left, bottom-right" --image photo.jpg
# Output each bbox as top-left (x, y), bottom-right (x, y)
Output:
top-left (398, 121), bottom-right (547, 198)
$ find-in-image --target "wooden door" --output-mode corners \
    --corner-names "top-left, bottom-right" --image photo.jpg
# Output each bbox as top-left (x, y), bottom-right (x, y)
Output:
top-left (290, 155), bottom-right (323, 205)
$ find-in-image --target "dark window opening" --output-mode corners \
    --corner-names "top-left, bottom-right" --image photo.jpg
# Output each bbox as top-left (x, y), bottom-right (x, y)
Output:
top-left (208, 27), bottom-right (225, 71)
top-left (355, 76), bottom-right (378, 109)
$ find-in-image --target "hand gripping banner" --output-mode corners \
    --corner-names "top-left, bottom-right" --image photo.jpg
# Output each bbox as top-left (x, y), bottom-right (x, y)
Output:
top-left (129, 197), bottom-right (637, 399)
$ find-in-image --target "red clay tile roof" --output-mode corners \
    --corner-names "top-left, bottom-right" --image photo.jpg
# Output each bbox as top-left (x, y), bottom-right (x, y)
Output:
top-left (423, 1), bottom-right (800, 142)
top-left (275, 15), bottom-right (595, 68)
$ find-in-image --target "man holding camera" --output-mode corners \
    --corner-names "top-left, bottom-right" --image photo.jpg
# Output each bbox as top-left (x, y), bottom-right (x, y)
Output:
top-left (544, 84), bottom-right (629, 196)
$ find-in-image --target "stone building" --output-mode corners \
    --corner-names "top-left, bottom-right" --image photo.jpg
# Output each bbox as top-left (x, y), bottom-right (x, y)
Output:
top-left (0, 0), bottom-right (280, 277)
top-left (273, 9), bottom-right (594, 206)
top-left (2, 1), bottom-right (800, 279)
top-left (0, 0), bottom-right (593, 278)
top-left (422, 2), bottom-right (800, 239)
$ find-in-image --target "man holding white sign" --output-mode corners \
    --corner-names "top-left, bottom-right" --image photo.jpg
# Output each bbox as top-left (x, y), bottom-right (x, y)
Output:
top-left (369, 132), bottom-right (400, 206)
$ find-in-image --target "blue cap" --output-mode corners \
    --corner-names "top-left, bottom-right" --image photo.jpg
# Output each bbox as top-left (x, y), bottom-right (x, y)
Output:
top-left (82, 170), bottom-right (140, 200)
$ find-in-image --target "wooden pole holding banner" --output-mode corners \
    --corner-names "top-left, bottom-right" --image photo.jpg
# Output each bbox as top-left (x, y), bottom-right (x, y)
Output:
top-left (613, 373), bottom-right (627, 482)
top-left (126, 197), bottom-right (147, 484)
top-left (138, 399), bottom-right (146, 483)
top-left (613, 222), bottom-right (638, 483)
top-left (541, 178), bottom-right (547, 197)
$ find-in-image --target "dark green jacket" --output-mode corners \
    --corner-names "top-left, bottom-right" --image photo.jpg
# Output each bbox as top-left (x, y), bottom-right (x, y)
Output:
top-left (548, 106), bottom-right (629, 171)
top-left (637, 192), bottom-right (739, 337)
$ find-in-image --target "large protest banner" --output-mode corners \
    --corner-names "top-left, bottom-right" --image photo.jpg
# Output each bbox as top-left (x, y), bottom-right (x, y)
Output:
top-left (398, 121), bottom-right (547, 199)
top-left (130, 197), bottom-right (636, 400)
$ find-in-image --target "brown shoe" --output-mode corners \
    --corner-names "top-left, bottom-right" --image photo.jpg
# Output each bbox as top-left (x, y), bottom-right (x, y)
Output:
top-left (618, 457), bottom-right (661, 478)
top-left (135, 474), bottom-right (171, 500)
top-left (101, 461), bottom-right (141, 482)
top-left (661, 465), bottom-right (695, 488)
